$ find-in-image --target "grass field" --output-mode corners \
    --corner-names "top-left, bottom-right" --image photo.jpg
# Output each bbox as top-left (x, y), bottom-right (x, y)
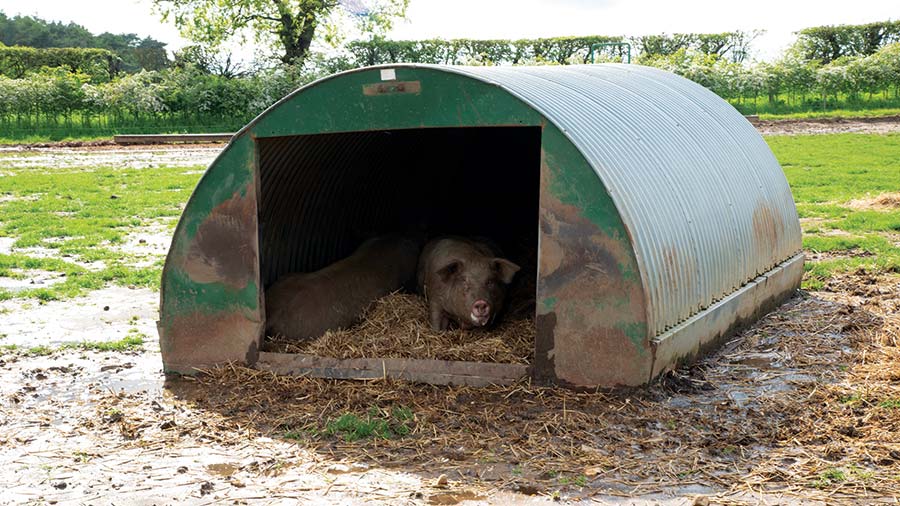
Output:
top-left (757, 108), bottom-right (900, 120)
top-left (767, 133), bottom-right (900, 289)
top-left (0, 157), bottom-right (201, 301)
top-left (729, 92), bottom-right (900, 119)
top-left (0, 115), bottom-right (245, 144)
top-left (0, 133), bottom-right (896, 301)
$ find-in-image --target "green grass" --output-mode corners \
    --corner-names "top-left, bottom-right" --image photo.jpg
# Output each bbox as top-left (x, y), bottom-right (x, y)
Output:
top-left (811, 468), bottom-right (847, 488)
top-left (26, 345), bottom-right (54, 356)
top-left (0, 114), bottom-right (244, 143)
top-left (60, 333), bottom-right (145, 352)
top-left (558, 475), bottom-right (588, 487)
top-left (756, 108), bottom-right (900, 121)
top-left (321, 406), bottom-right (414, 442)
top-left (769, 134), bottom-right (900, 203)
top-left (0, 163), bottom-right (201, 300)
top-left (0, 334), bottom-right (145, 357)
top-left (810, 465), bottom-right (874, 489)
top-left (729, 91), bottom-right (900, 117)
top-left (767, 133), bottom-right (900, 288)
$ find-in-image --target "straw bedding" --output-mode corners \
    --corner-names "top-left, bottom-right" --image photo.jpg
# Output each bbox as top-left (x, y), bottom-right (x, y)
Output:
top-left (264, 291), bottom-right (535, 364)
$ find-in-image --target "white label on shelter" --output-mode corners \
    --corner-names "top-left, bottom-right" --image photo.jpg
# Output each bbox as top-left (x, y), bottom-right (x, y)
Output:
top-left (380, 69), bottom-right (397, 81)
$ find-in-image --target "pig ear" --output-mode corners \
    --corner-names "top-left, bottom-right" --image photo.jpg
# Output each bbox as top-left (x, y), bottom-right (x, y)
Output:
top-left (492, 258), bottom-right (520, 284)
top-left (437, 260), bottom-right (462, 282)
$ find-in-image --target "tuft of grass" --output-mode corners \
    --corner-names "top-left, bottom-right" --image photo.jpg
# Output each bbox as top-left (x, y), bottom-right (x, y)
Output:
top-left (558, 475), bottom-right (588, 487)
top-left (72, 452), bottom-right (93, 463)
top-left (60, 333), bottom-right (144, 353)
top-left (26, 345), bottom-right (54, 356)
top-left (811, 468), bottom-right (847, 488)
top-left (809, 465), bottom-right (875, 489)
top-left (879, 399), bottom-right (900, 409)
top-left (322, 406), bottom-right (415, 442)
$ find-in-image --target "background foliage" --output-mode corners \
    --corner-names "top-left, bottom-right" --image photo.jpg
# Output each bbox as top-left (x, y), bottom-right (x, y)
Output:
top-left (0, 13), bottom-right (168, 72)
top-left (2, 13), bottom-right (900, 140)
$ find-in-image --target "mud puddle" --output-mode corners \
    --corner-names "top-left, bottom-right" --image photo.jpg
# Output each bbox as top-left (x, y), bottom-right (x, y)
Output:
top-left (0, 286), bottom-right (159, 348)
top-left (0, 269), bottom-right (64, 292)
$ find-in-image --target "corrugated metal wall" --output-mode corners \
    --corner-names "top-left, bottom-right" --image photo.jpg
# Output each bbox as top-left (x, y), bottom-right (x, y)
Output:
top-left (435, 64), bottom-right (802, 337)
top-left (257, 127), bottom-right (541, 289)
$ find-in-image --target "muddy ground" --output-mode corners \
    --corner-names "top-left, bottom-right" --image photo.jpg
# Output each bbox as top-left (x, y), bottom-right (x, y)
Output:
top-left (753, 115), bottom-right (900, 136)
top-left (1, 122), bottom-right (899, 505)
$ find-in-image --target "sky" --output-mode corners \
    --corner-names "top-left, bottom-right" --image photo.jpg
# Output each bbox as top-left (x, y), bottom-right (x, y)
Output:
top-left (1, 0), bottom-right (897, 62)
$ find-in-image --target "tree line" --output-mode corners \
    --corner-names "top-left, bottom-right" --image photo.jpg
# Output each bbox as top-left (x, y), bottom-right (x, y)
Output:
top-left (0, 13), bottom-right (168, 73)
top-left (2, 11), bottom-right (900, 138)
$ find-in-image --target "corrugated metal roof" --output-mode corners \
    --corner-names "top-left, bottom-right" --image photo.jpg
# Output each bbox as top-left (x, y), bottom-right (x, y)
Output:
top-left (425, 64), bottom-right (803, 337)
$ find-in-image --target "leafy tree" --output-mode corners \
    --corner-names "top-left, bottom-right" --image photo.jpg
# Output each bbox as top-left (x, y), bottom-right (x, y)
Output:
top-left (631, 31), bottom-right (761, 63)
top-left (174, 45), bottom-right (248, 77)
top-left (794, 21), bottom-right (900, 63)
top-left (0, 13), bottom-right (95, 47)
top-left (0, 12), bottom-right (169, 72)
top-left (152, 0), bottom-right (409, 65)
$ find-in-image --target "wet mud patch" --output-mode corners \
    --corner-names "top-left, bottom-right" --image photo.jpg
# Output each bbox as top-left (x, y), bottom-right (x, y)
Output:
top-left (757, 115), bottom-right (900, 136)
top-left (0, 286), bottom-right (158, 349)
top-left (804, 248), bottom-right (876, 263)
top-left (117, 221), bottom-right (175, 268)
top-left (0, 268), bottom-right (65, 292)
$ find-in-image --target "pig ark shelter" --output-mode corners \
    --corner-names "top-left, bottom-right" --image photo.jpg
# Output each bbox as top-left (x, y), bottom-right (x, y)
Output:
top-left (158, 64), bottom-right (803, 388)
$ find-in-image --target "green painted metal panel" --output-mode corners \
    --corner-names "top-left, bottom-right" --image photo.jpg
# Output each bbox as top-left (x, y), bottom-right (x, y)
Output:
top-left (248, 67), bottom-right (545, 137)
top-left (160, 65), bottom-right (650, 384)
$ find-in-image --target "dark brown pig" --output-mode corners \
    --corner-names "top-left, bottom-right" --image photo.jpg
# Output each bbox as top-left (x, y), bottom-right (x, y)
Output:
top-left (417, 237), bottom-right (520, 331)
top-left (266, 236), bottom-right (420, 340)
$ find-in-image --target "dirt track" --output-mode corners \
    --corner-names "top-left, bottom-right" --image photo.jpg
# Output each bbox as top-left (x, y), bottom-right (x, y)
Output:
top-left (753, 115), bottom-right (900, 136)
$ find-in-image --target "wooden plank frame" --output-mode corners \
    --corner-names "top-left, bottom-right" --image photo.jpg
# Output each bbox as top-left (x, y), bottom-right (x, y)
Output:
top-left (114, 133), bottom-right (234, 145)
top-left (256, 352), bottom-right (529, 387)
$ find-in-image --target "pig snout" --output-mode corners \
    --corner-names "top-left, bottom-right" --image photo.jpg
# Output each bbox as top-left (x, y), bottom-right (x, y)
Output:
top-left (470, 299), bottom-right (491, 326)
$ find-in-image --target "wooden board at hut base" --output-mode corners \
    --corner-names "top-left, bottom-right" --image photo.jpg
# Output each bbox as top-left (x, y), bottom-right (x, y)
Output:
top-left (255, 353), bottom-right (529, 387)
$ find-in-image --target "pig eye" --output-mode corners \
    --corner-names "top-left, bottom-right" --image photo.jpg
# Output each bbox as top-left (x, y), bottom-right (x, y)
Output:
top-left (437, 261), bottom-right (461, 281)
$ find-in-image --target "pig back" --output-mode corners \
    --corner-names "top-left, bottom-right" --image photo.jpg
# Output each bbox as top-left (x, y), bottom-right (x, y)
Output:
top-left (266, 236), bottom-right (420, 340)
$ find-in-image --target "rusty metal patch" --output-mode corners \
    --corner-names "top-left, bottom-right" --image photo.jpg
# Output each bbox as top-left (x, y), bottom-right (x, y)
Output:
top-left (363, 81), bottom-right (422, 96)
top-left (162, 311), bottom-right (262, 374)
top-left (536, 154), bottom-right (650, 387)
top-left (182, 187), bottom-right (258, 289)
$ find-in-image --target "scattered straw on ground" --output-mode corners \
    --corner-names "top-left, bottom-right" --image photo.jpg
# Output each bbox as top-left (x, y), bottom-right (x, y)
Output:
top-left (264, 292), bottom-right (534, 364)
top-left (848, 192), bottom-right (900, 211)
top-left (174, 269), bottom-right (900, 502)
